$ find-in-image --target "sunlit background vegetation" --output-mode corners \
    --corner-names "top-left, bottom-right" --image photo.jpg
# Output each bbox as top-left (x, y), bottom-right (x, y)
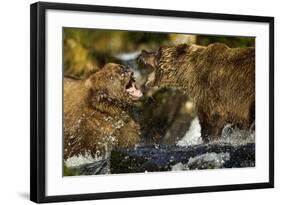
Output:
top-left (63, 28), bottom-right (254, 77)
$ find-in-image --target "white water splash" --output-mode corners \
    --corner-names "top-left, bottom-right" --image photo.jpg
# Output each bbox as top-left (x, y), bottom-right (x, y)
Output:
top-left (214, 124), bottom-right (255, 146)
top-left (171, 152), bottom-right (230, 171)
top-left (171, 162), bottom-right (189, 171)
top-left (65, 152), bottom-right (102, 168)
top-left (188, 152), bottom-right (230, 168)
top-left (177, 117), bottom-right (202, 146)
top-left (177, 117), bottom-right (255, 147)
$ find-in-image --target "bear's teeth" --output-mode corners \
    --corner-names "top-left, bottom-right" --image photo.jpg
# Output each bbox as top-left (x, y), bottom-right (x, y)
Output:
top-left (126, 83), bottom-right (143, 98)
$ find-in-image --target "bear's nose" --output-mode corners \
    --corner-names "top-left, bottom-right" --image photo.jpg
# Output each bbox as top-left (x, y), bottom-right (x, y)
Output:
top-left (121, 65), bottom-right (133, 74)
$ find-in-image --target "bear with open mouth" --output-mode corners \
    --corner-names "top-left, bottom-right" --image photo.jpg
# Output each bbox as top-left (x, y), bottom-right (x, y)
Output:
top-left (139, 43), bottom-right (255, 142)
top-left (64, 63), bottom-right (143, 160)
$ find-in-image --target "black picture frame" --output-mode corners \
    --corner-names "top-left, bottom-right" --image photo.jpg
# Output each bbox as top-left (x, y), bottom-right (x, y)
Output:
top-left (30, 1), bottom-right (274, 203)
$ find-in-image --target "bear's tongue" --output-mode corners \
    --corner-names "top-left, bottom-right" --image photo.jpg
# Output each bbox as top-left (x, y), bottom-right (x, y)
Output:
top-left (126, 83), bottom-right (143, 98)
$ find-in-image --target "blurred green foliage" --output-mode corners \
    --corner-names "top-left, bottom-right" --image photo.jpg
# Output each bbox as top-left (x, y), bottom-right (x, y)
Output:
top-left (63, 28), bottom-right (171, 76)
top-left (63, 27), bottom-right (255, 77)
top-left (64, 164), bottom-right (80, 176)
top-left (196, 35), bottom-right (255, 48)
top-left (64, 28), bottom-right (170, 53)
top-left (124, 32), bottom-right (170, 45)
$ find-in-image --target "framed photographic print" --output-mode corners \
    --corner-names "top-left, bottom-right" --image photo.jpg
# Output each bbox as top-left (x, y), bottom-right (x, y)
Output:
top-left (30, 1), bottom-right (274, 203)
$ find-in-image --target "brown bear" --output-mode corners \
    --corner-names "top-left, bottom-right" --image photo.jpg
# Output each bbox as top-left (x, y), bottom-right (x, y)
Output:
top-left (139, 43), bottom-right (255, 142)
top-left (64, 63), bottom-right (143, 160)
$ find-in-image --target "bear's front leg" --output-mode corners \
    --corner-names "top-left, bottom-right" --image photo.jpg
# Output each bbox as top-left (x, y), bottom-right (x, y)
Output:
top-left (200, 121), bottom-right (222, 143)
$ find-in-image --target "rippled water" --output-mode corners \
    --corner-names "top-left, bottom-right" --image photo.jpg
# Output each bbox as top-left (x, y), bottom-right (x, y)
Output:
top-left (171, 152), bottom-right (231, 171)
top-left (65, 117), bottom-right (255, 175)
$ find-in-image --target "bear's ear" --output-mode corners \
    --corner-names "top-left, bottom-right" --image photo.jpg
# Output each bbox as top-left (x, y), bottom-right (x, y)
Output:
top-left (85, 78), bottom-right (93, 89)
top-left (176, 44), bottom-right (188, 56)
top-left (85, 74), bottom-right (98, 89)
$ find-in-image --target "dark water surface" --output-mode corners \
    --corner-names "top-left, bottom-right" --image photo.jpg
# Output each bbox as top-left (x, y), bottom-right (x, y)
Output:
top-left (79, 143), bottom-right (255, 175)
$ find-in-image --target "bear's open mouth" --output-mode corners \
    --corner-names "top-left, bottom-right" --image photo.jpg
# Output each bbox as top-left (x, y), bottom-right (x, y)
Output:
top-left (125, 76), bottom-right (143, 99)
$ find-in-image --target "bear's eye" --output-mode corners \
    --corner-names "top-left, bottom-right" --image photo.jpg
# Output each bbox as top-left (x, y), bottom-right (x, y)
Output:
top-left (108, 75), bottom-right (121, 81)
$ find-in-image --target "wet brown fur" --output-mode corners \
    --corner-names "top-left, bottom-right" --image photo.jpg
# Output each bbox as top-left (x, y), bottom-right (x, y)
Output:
top-left (140, 43), bottom-right (255, 142)
top-left (64, 63), bottom-right (140, 159)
